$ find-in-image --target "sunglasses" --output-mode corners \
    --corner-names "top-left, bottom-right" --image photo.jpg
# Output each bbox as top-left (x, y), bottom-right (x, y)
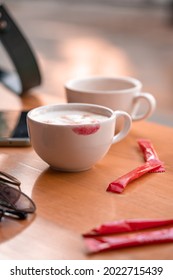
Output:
top-left (0, 171), bottom-right (36, 221)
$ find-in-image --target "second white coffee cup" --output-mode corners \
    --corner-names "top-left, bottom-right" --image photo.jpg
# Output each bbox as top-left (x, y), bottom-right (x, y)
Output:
top-left (65, 76), bottom-right (156, 121)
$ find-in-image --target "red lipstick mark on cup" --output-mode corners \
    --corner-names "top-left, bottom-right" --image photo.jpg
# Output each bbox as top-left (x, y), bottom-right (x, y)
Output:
top-left (72, 124), bottom-right (100, 135)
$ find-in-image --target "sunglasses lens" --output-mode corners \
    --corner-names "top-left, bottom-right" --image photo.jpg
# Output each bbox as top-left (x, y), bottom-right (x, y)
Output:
top-left (0, 185), bottom-right (36, 213)
top-left (0, 171), bottom-right (21, 187)
top-left (13, 190), bottom-right (36, 213)
top-left (0, 184), bottom-right (21, 204)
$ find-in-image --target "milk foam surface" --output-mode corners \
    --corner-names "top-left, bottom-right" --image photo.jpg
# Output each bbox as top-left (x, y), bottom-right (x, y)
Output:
top-left (36, 110), bottom-right (108, 125)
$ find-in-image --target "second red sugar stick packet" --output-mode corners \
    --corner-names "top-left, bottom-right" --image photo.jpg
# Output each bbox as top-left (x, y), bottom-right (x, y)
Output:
top-left (107, 161), bottom-right (161, 193)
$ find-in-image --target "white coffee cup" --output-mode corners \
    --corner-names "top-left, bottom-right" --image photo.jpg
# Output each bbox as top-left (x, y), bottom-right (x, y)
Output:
top-left (27, 103), bottom-right (131, 172)
top-left (65, 76), bottom-right (156, 121)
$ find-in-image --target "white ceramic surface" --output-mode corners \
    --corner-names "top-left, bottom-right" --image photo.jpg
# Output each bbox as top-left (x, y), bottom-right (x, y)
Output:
top-left (65, 76), bottom-right (156, 121)
top-left (27, 103), bottom-right (131, 172)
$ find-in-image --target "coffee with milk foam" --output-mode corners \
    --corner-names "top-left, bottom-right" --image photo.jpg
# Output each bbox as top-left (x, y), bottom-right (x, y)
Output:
top-left (36, 110), bottom-right (108, 125)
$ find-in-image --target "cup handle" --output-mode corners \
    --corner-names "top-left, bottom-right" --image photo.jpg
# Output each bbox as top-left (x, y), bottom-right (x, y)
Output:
top-left (131, 92), bottom-right (156, 121)
top-left (112, 111), bottom-right (132, 144)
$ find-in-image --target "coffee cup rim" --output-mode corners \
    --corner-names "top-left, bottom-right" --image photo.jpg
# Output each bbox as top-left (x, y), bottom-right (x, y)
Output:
top-left (65, 76), bottom-right (142, 94)
top-left (27, 103), bottom-right (116, 126)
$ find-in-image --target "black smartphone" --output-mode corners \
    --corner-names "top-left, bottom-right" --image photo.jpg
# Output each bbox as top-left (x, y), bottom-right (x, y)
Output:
top-left (0, 110), bottom-right (30, 146)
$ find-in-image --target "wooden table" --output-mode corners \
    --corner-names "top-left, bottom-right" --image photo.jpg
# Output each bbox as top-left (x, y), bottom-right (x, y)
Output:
top-left (0, 86), bottom-right (173, 260)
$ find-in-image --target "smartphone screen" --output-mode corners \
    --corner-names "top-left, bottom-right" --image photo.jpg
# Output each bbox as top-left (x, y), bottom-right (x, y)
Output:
top-left (0, 110), bottom-right (30, 146)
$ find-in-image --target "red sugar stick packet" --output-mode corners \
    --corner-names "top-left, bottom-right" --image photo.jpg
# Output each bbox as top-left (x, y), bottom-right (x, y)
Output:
top-left (83, 218), bottom-right (173, 237)
top-left (84, 227), bottom-right (173, 254)
top-left (107, 160), bottom-right (161, 193)
top-left (137, 139), bottom-right (165, 172)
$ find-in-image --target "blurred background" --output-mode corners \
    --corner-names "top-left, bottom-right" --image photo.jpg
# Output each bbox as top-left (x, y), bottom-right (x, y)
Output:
top-left (1, 0), bottom-right (173, 126)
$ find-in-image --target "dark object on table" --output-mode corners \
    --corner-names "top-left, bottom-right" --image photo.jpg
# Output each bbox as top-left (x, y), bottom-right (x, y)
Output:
top-left (0, 4), bottom-right (41, 95)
